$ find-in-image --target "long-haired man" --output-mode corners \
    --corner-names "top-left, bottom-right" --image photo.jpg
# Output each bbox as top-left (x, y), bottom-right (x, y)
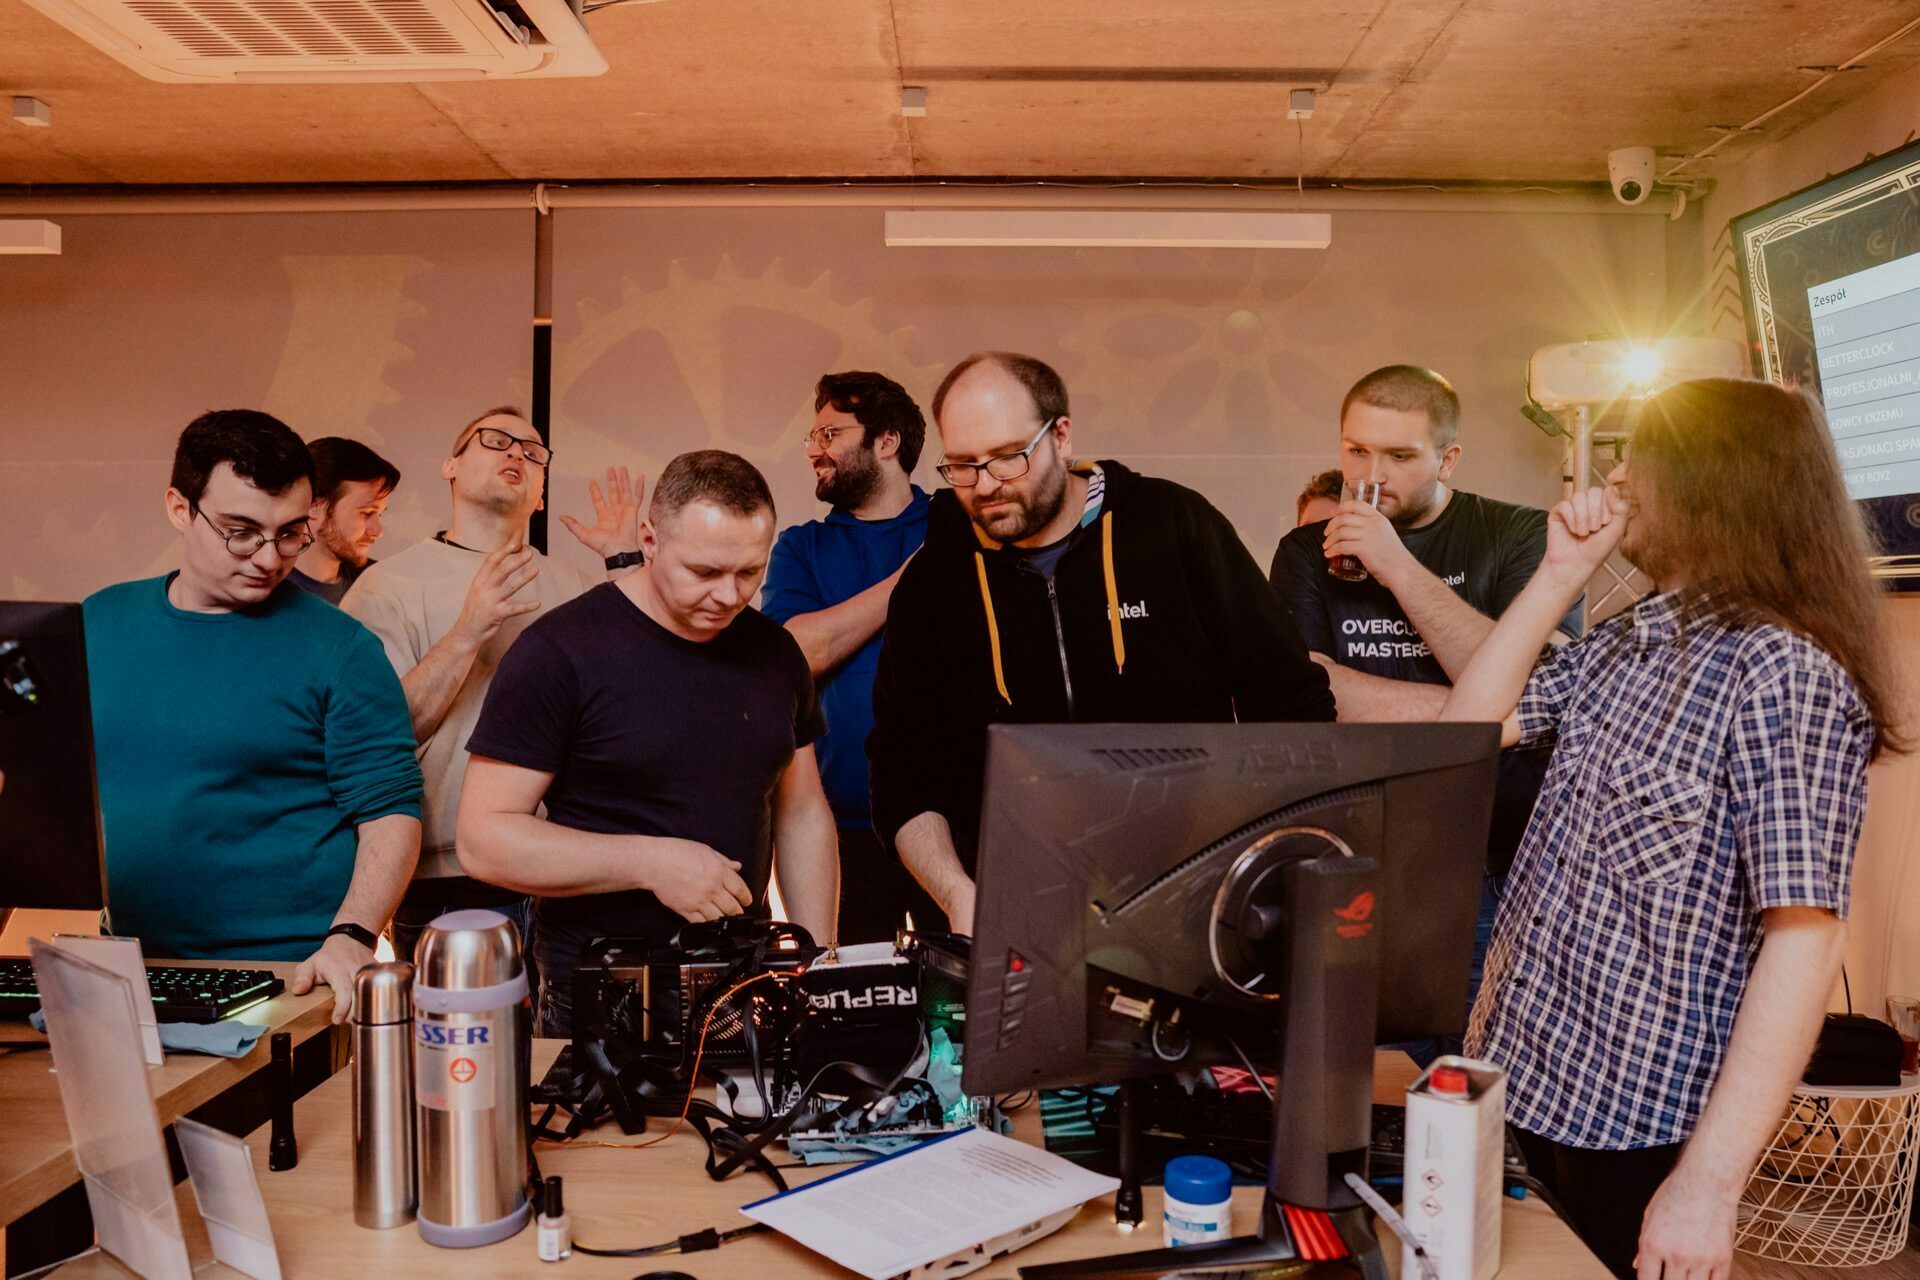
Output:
top-left (1437, 378), bottom-right (1902, 1278)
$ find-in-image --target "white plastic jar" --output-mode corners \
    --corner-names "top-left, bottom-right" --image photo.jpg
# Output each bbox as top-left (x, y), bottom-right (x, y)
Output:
top-left (1163, 1155), bottom-right (1233, 1247)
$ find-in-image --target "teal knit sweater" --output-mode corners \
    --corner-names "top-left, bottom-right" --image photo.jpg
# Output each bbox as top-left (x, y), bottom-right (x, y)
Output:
top-left (83, 575), bottom-right (422, 960)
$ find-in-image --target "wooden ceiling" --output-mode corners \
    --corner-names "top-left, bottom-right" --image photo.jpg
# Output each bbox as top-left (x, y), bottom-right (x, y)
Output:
top-left (2, 0), bottom-right (1917, 187)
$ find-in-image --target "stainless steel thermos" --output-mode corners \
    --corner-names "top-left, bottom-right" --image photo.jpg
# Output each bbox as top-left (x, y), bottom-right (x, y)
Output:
top-left (412, 909), bottom-right (532, 1248)
top-left (351, 961), bottom-right (417, 1229)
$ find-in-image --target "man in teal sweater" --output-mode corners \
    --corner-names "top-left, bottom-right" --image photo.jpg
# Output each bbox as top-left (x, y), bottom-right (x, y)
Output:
top-left (84, 410), bottom-right (423, 1023)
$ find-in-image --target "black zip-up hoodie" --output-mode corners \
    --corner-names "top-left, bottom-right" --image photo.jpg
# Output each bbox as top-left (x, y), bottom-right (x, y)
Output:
top-left (867, 459), bottom-right (1335, 872)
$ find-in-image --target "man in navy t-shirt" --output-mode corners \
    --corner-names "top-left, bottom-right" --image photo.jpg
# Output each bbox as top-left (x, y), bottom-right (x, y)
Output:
top-left (459, 451), bottom-right (837, 1035)
top-left (761, 372), bottom-right (939, 944)
top-left (1270, 365), bottom-right (1579, 1060)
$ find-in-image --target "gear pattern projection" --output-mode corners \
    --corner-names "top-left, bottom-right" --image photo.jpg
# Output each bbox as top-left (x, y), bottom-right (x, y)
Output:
top-left (551, 255), bottom-right (948, 575)
top-left (1053, 251), bottom-right (1355, 554)
top-left (15, 254), bottom-right (442, 602)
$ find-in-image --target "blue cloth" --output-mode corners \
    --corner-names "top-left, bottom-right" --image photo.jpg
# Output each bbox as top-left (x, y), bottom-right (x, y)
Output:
top-left (761, 488), bottom-right (930, 826)
top-left (28, 1010), bottom-right (268, 1058)
top-left (1468, 590), bottom-right (1874, 1149)
top-left (156, 1019), bottom-right (271, 1057)
top-left (84, 575), bottom-right (422, 962)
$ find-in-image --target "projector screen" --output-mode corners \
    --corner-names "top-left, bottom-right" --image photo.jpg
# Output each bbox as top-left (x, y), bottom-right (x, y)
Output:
top-left (1734, 138), bottom-right (1920, 584)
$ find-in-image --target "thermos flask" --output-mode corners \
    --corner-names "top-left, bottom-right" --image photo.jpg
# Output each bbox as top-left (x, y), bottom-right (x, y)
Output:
top-left (351, 961), bottom-right (417, 1229)
top-left (413, 910), bottom-right (532, 1248)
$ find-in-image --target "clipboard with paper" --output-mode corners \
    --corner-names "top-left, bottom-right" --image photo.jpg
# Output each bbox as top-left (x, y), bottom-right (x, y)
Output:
top-left (741, 1127), bottom-right (1118, 1280)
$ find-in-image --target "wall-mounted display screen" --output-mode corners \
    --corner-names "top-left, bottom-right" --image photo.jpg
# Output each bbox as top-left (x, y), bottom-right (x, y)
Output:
top-left (1734, 139), bottom-right (1920, 584)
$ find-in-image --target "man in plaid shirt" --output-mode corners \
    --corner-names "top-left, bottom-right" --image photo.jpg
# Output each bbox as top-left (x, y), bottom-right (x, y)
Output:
top-left (1436, 379), bottom-right (1901, 1280)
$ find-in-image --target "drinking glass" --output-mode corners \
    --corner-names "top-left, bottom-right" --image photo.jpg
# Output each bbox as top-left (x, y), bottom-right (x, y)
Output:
top-left (1328, 479), bottom-right (1384, 582)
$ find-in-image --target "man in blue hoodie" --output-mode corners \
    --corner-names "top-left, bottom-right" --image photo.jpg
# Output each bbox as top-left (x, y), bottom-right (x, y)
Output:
top-left (761, 372), bottom-right (939, 944)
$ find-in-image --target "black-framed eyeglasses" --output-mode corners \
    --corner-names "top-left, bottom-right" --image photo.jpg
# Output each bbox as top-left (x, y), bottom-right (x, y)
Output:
top-left (803, 423), bottom-right (862, 451)
top-left (193, 508), bottom-right (315, 559)
top-left (458, 425), bottom-right (553, 468)
top-left (936, 418), bottom-right (1057, 487)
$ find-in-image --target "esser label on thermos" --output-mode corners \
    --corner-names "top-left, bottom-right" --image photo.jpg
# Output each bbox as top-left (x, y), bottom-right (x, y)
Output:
top-left (416, 1018), bottom-right (495, 1111)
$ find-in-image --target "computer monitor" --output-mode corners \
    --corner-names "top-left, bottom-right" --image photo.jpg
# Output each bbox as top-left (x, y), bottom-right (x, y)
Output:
top-left (962, 721), bottom-right (1501, 1278)
top-left (1, 602), bottom-right (106, 915)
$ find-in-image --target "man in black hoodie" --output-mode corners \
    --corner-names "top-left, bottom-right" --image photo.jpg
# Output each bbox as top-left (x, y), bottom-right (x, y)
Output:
top-left (868, 352), bottom-right (1336, 934)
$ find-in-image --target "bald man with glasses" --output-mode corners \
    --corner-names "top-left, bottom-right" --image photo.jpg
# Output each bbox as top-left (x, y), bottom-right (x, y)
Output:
top-left (868, 353), bottom-right (1334, 935)
top-left (83, 410), bottom-right (423, 1023)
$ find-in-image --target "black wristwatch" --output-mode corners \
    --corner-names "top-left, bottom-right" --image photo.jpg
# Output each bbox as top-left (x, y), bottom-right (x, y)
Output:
top-left (326, 922), bottom-right (378, 949)
top-left (604, 550), bottom-right (645, 571)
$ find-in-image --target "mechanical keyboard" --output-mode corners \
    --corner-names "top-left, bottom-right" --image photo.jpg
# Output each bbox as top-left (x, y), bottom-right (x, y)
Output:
top-left (0, 957), bottom-right (284, 1024)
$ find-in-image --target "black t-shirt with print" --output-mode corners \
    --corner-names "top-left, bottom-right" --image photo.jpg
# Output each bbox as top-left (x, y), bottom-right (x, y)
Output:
top-left (1268, 490), bottom-right (1582, 682)
top-left (1268, 490), bottom-right (1581, 876)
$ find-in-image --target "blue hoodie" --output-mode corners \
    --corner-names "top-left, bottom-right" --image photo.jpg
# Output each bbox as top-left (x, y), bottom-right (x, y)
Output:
top-left (761, 486), bottom-right (930, 826)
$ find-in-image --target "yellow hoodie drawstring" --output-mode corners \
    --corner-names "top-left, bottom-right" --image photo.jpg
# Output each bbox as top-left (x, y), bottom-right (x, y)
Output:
top-left (970, 482), bottom-right (1125, 705)
top-left (974, 550), bottom-right (1012, 705)
top-left (1101, 510), bottom-right (1125, 675)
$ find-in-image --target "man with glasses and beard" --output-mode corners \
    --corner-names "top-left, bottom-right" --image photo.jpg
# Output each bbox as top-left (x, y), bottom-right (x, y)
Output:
top-left (868, 352), bottom-right (1334, 935)
top-left (342, 406), bottom-right (644, 966)
top-left (761, 372), bottom-right (940, 944)
top-left (289, 436), bottom-right (400, 604)
top-left (83, 410), bottom-right (423, 1024)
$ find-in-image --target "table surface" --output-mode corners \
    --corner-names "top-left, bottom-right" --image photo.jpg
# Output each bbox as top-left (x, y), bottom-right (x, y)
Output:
top-left (55, 1042), bottom-right (1608, 1279)
top-left (0, 959), bottom-right (336, 1224)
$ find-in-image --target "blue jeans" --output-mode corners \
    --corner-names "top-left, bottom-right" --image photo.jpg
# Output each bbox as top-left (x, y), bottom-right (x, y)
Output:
top-left (1393, 875), bottom-right (1502, 1069)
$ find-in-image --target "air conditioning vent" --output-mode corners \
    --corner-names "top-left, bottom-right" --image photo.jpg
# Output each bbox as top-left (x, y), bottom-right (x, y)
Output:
top-left (23, 0), bottom-right (606, 80)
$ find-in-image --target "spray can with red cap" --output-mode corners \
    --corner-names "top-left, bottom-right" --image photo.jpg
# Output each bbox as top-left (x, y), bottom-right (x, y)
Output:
top-left (1402, 1056), bottom-right (1505, 1280)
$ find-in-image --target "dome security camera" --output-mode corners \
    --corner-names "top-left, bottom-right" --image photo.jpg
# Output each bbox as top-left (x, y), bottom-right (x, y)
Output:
top-left (1608, 147), bottom-right (1657, 206)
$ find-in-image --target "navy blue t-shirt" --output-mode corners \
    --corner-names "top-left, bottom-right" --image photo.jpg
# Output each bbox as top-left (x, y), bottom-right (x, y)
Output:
top-left (761, 487), bottom-right (929, 827)
top-left (466, 583), bottom-right (824, 984)
top-left (1268, 489), bottom-right (1580, 876)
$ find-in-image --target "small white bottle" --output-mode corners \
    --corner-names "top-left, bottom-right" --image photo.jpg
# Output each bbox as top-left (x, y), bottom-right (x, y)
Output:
top-left (537, 1175), bottom-right (572, 1262)
top-left (1163, 1155), bottom-right (1233, 1247)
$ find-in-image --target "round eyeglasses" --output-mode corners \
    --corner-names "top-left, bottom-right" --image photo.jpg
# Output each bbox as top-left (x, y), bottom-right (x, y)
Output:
top-left (194, 509), bottom-right (315, 559)
top-left (803, 423), bottom-right (861, 451)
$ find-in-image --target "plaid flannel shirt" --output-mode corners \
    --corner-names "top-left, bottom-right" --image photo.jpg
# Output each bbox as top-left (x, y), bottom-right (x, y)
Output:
top-left (1464, 591), bottom-right (1873, 1149)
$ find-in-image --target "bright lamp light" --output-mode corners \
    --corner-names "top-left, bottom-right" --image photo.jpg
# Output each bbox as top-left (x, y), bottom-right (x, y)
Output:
top-left (1527, 338), bottom-right (1744, 411)
top-left (1621, 347), bottom-right (1664, 386)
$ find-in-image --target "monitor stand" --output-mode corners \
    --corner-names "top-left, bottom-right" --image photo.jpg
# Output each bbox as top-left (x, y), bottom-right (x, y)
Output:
top-left (1020, 852), bottom-right (1387, 1278)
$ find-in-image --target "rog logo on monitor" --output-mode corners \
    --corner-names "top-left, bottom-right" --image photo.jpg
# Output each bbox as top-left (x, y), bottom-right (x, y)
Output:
top-left (0, 638), bottom-right (46, 715)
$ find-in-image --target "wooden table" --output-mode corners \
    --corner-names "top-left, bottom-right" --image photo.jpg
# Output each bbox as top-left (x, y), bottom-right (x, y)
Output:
top-left (56, 1042), bottom-right (1608, 1278)
top-left (0, 960), bottom-right (337, 1226)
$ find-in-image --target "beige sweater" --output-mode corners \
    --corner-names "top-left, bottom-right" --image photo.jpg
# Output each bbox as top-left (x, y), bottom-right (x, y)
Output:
top-left (343, 537), bottom-right (598, 879)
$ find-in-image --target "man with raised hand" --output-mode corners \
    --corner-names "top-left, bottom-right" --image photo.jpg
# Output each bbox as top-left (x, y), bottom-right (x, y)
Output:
top-left (1439, 379), bottom-right (1898, 1279)
top-left (342, 406), bottom-right (643, 965)
top-left (1269, 365), bottom-right (1578, 1058)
